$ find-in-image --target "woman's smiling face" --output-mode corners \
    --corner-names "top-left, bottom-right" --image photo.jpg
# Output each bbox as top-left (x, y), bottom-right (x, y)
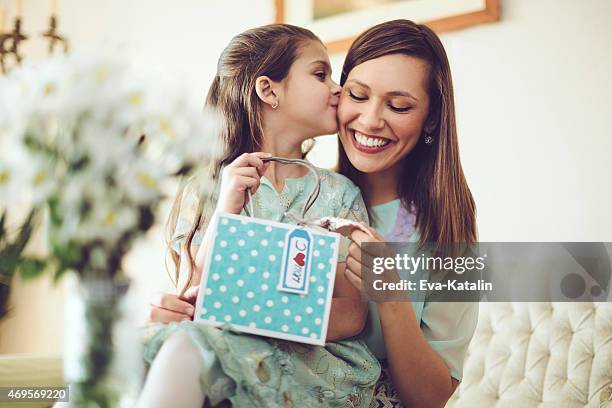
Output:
top-left (337, 54), bottom-right (433, 175)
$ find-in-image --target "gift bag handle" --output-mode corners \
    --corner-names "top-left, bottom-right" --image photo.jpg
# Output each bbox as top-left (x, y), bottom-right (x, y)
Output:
top-left (244, 157), bottom-right (320, 220)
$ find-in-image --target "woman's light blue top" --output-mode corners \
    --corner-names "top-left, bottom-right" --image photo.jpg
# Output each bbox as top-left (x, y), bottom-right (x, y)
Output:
top-left (361, 199), bottom-right (479, 381)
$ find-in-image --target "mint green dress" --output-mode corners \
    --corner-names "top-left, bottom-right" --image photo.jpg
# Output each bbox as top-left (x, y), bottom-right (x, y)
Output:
top-left (143, 167), bottom-right (381, 408)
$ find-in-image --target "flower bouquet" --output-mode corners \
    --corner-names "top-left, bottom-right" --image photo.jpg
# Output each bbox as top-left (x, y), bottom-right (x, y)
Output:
top-left (0, 54), bottom-right (220, 407)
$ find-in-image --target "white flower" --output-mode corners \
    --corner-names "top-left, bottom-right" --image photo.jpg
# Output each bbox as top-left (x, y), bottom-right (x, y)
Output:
top-left (0, 139), bottom-right (36, 208)
top-left (120, 158), bottom-right (166, 205)
top-left (74, 197), bottom-right (139, 245)
top-left (26, 154), bottom-right (58, 205)
top-left (0, 52), bottom-right (221, 271)
top-left (78, 120), bottom-right (136, 173)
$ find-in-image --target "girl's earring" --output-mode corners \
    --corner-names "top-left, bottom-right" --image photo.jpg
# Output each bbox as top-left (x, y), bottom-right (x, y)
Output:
top-left (272, 101), bottom-right (279, 109)
top-left (424, 134), bottom-right (434, 145)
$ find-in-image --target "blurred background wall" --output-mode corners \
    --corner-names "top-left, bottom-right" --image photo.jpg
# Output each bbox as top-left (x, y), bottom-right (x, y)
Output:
top-left (1, 0), bottom-right (611, 355)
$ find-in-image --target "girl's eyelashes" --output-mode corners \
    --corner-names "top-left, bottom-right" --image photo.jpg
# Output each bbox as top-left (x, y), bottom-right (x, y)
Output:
top-left (314, 71), bottom-right (327, 81)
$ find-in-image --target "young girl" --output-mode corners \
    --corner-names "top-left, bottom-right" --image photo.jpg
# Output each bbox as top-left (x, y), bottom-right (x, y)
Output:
top-left (138, 24), bottom-right (381, 408)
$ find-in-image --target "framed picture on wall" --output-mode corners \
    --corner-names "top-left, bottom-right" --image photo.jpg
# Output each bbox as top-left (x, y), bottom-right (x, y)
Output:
top-left (275, 0), bottom-right (500, 53)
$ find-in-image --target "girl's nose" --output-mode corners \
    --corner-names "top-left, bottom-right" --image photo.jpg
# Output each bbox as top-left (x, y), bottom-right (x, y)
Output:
top-left (331, 81), bottom-right (341, 96)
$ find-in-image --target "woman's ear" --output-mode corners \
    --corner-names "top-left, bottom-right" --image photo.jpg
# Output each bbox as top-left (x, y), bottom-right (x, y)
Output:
top-left (424, 119), bottom-right (437, 134)
top-left (424, 111), bottom-right (439, 134)
top-left (255, 76), bottom-right (279, 109)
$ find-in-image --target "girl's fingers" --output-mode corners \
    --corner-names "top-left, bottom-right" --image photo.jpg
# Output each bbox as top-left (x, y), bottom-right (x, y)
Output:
top-left (243, 154), bottom-right (264, 171)
top-left (227, 152), bottom-right (251, 168)
top-left (148, 306), bottom-right (191, 324)
top-left (251, 151), bottom-right (273, 159)
top-left (258, 161), bottom-right (271, 177)
top-left (232, 166), bottom-right (260, 180)
top-left (150, 293), bottom-right (194, 315)
top-left (228, 152), bottom-right (271, 178)
top-left (232, 175), bottom-right (260, 194)
top-left (182, 285), bottom-right (200, 302)
top-left (239, 152), bottom-right (271, 169)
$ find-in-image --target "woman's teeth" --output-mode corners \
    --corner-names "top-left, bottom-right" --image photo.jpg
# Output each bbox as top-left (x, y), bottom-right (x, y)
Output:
top-left (354, 131), bottom-right (390, 148)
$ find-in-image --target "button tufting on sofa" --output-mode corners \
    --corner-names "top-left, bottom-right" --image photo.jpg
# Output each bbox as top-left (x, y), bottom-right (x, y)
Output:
top-left (370, 302), bottom-right (612, 407)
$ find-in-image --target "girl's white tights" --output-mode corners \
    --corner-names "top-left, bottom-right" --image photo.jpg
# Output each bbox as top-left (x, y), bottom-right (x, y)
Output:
top-left (135, 329), bottom-right (206, 408)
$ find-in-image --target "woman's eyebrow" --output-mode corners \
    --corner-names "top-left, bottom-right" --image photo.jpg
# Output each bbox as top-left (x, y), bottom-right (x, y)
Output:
top-left (346, 79), bottom-right (370, 89)
top-left (346, 79), bottom-right (418, 101)
top-left (387, 90), bottom-right (418, 101)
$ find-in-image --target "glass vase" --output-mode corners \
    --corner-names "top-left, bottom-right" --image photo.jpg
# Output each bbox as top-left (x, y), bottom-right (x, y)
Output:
top-left (64, 275), bottom-right (143, 408)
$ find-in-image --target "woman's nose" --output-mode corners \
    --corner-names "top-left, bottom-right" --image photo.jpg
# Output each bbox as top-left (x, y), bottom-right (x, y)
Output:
top-left (358, 103), bottom-right (384, 131)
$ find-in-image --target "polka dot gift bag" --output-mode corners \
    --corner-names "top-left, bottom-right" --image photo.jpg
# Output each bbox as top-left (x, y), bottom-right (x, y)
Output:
top-left (194, 158), bottom-right (345, 346)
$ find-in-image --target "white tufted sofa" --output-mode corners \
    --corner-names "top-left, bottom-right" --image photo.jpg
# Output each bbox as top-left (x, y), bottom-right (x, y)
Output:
top-left (446, 302), bottom-right (612, 407)
top-left (370, 302), bottom-right (612, 407)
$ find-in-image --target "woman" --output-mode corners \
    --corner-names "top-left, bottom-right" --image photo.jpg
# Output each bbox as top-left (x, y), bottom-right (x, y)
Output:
top-left (337, 19), bottom-right (479, 407)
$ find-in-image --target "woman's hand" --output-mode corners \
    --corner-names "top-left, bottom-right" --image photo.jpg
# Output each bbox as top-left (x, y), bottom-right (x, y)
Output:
top-left (217, 152), bottom-right (272, 214)
top-left (147, 285), bottom-right (200, 323)
top-left (344, 225), bottom-right (387, 292)
top-left (327, 262), bottom-right (369, 341)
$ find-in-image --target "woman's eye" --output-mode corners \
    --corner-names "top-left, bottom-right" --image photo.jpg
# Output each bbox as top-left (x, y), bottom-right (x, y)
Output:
top-left (389, 104), bottom-right (411, 113)
top-left (348, 90), bottom-right (367, 101)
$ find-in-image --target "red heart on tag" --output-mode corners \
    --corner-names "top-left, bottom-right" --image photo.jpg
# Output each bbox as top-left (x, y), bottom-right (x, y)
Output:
top-left (293, 253), bottom-right (305, 267)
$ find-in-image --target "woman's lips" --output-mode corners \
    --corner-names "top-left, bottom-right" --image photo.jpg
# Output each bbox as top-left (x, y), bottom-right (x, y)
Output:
top-left (349, 129), bottom-right (394, 154)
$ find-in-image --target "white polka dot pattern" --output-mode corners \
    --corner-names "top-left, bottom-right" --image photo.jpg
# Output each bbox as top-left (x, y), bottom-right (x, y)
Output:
top-left (197, 215), bottom-right (340, 344)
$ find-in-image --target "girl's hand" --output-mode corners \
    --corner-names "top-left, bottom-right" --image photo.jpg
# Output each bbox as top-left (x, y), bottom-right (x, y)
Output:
top-left (217, 152), bottom-right (272, 214)
top-left (345, 225), bottom-right (387, 292)
top-left (147, 285), bottom-right (200, 323)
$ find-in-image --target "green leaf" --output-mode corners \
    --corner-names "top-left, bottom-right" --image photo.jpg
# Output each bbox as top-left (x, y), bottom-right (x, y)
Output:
top-left (0, 211), bottom-right (6, 236)
top-left (0, 283), bottom-right (11, 320)
top-left (13, 209), bottom-right (39, 253)
top-left (52, 265), bottom-right (67, 284)
top-left (52, 242), bottom-right (81, 265)
top-left (18, 259), bottom-right (48, 280)
top-left (48, 196), bottom-right (63, 227)
top-left (0, 250), bottom-right (20, 277)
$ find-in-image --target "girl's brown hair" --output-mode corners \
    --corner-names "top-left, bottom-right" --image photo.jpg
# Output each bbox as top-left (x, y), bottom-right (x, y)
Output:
top-left (166, 24), bottom-right (321, 295)
top-left (338, 19), bottom-right (477, 251)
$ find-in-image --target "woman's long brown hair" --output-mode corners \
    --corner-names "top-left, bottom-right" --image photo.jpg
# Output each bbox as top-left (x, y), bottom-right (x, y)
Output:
top-left (165, 24), bottom-right (321, 296)
top-left (338, 20), bottom-right (477, 253)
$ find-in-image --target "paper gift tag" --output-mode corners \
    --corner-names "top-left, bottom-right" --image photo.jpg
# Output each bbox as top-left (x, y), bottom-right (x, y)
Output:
top-left (195, 213), bottom-right (340, 346)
